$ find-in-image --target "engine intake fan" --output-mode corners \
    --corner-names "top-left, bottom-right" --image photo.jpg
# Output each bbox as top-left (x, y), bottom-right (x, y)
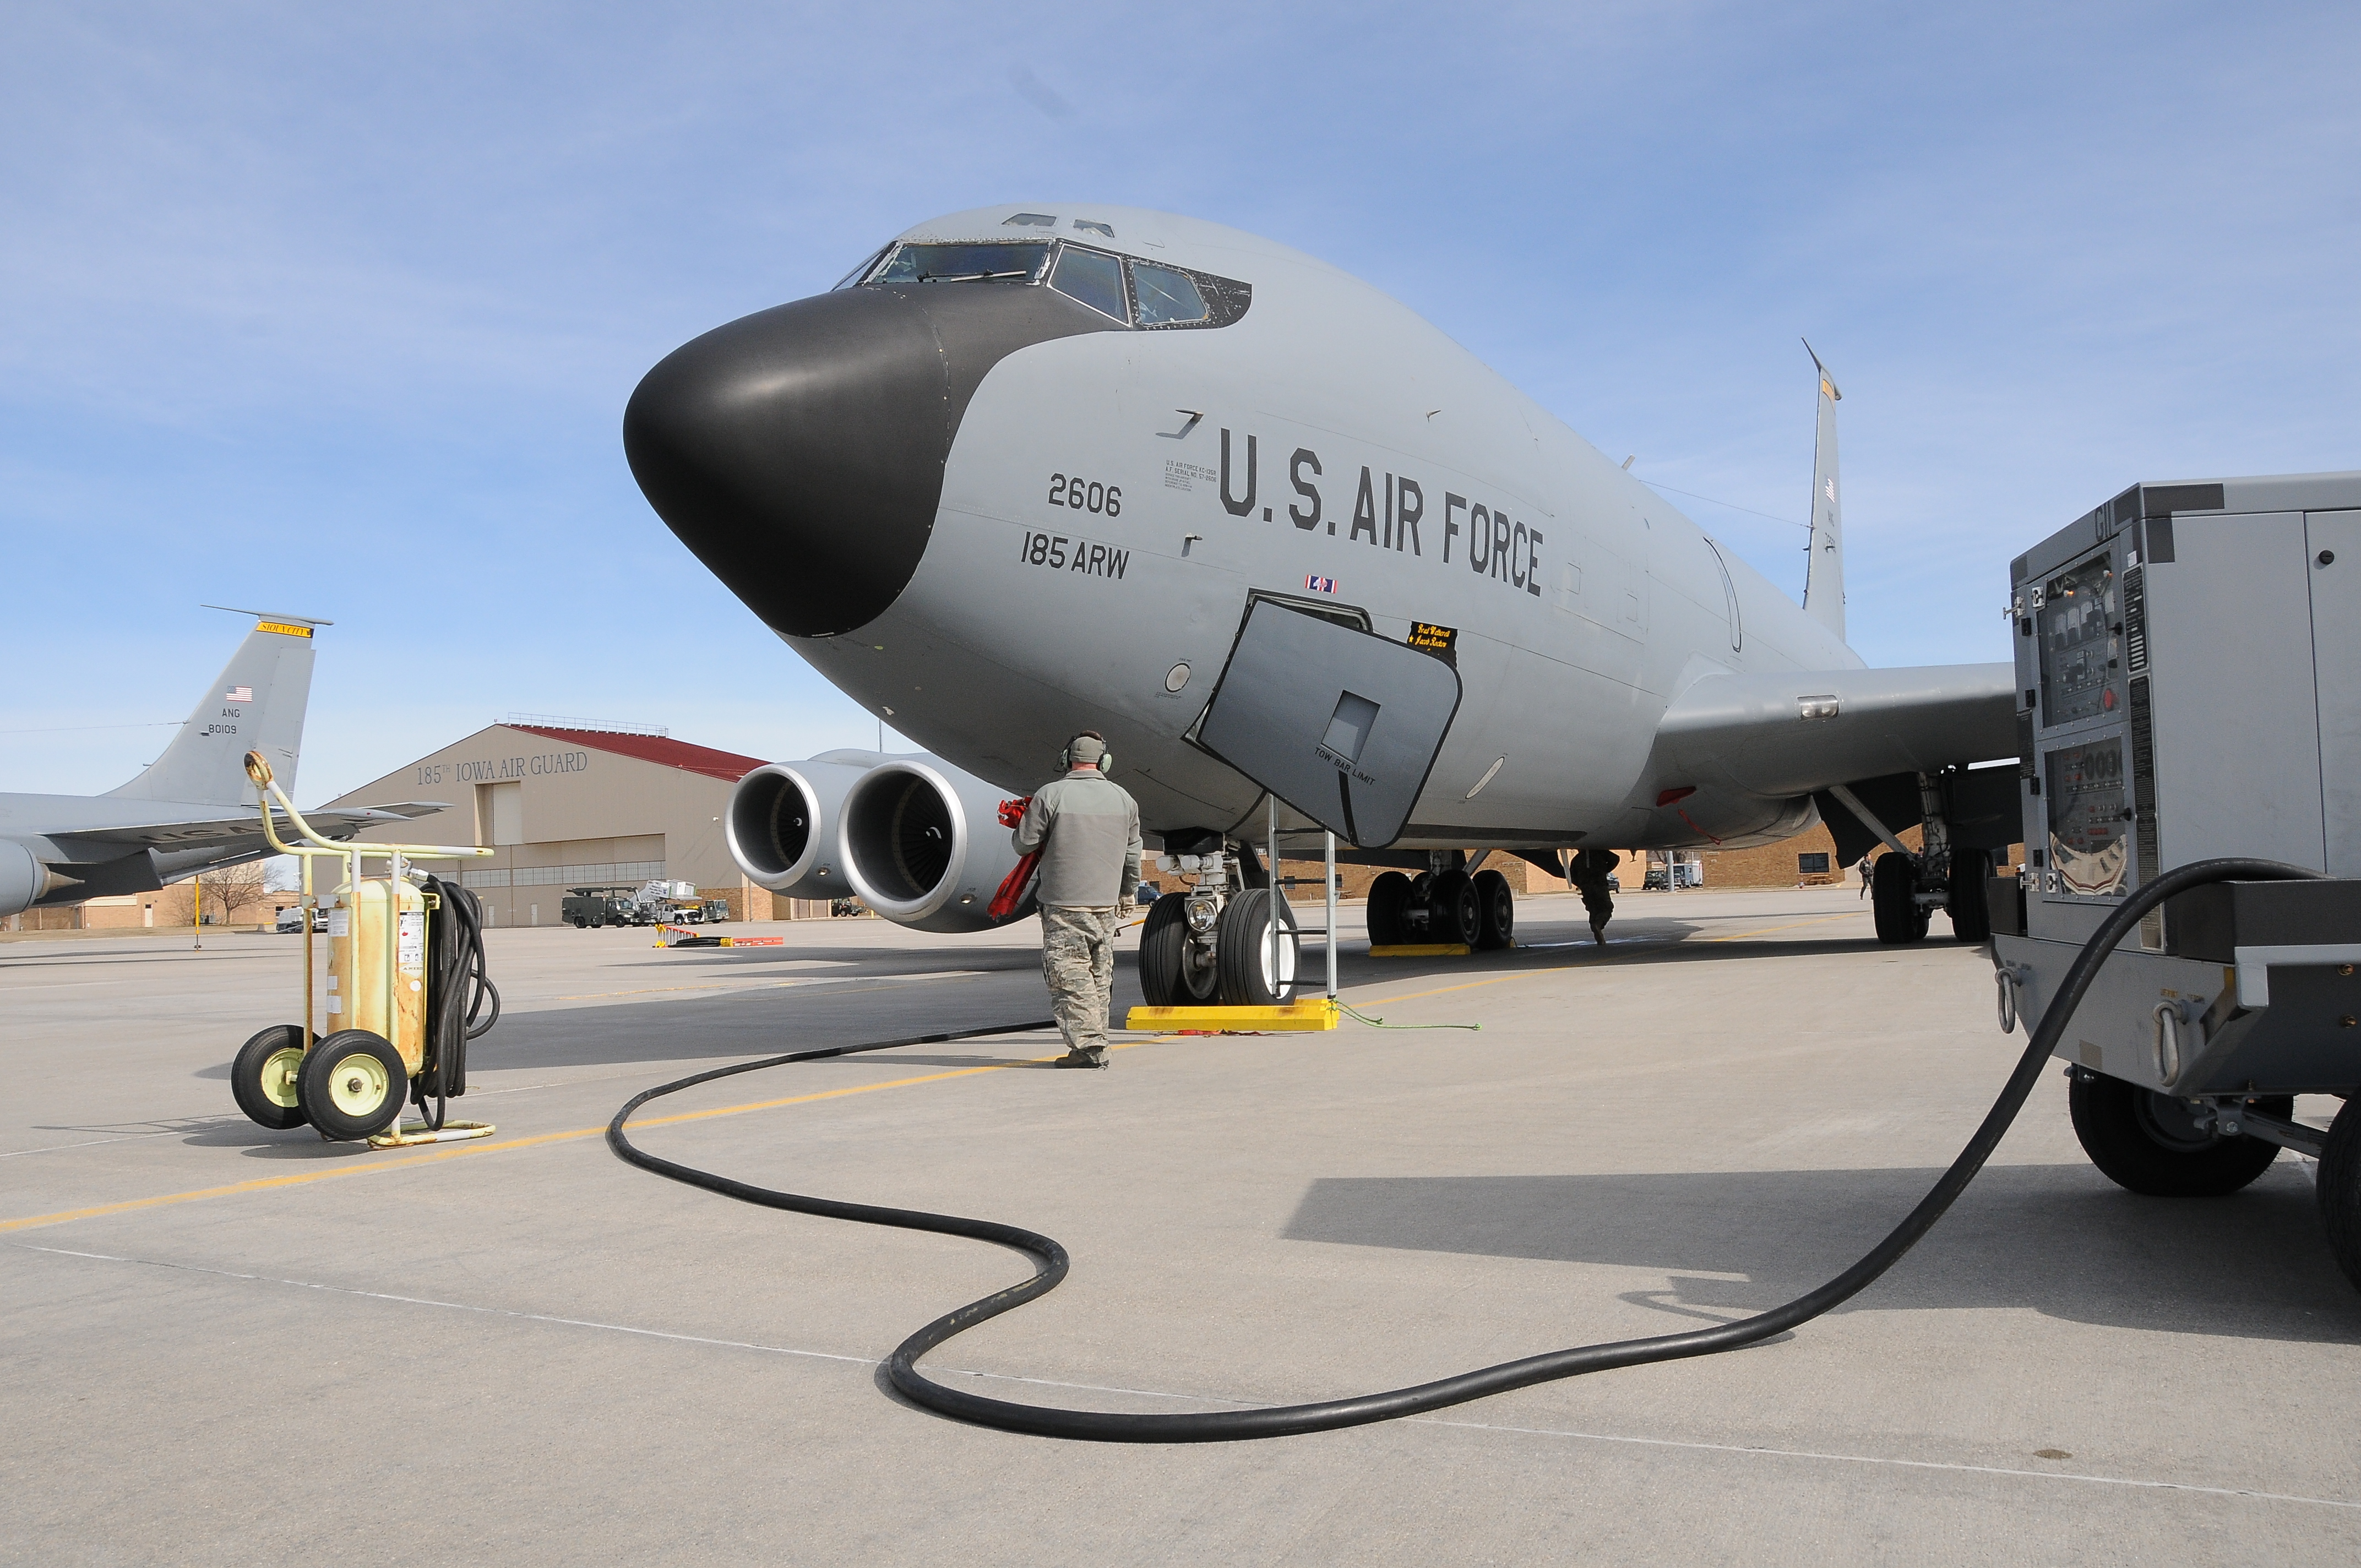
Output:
top-left (839, 760), bottom-right (1035, 933)
top-left (723, 760), bottom-right (871, 900)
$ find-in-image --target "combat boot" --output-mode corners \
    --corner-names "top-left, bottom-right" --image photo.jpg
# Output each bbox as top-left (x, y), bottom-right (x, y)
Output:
top-left (1051, 1045), bottom-right (1107, 1069)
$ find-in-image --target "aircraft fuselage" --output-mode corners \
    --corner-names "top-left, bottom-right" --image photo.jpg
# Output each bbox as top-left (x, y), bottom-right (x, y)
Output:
top-left (627, 206), bottom-right (1865, 853)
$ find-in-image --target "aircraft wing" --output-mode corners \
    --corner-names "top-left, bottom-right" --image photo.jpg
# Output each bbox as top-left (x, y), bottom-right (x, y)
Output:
top-left (1651, 663), bottom-right (2017, 798)
top-left (62, 802), bottom-right (453, 850)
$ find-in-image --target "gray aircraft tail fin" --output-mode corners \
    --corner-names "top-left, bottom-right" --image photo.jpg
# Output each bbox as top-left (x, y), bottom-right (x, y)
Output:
top-left (1800, 340), bottom-right (1846, 643)
top-left (106, 612), bottom-right (325, 806)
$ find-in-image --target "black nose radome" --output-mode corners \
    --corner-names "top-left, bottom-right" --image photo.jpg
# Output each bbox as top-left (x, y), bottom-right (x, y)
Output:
top-left (625, 284), bottom-right (1119, 639)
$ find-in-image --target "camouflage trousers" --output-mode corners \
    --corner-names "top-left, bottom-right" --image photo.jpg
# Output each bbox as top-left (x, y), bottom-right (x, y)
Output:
top-left (1041, 903), bottom-right (1121, 1054)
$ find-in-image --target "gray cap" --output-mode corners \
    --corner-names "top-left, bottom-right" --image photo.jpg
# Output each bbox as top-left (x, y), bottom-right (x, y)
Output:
top-left (1069, 734), bottom-right (1106, 766)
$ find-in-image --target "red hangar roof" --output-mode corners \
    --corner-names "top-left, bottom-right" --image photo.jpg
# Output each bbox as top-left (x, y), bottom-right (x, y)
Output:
top-left (507, 725), bottom-right (769, 783)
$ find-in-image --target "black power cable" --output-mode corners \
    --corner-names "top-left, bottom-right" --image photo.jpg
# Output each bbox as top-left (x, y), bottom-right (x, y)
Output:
top-left (606, 858), bottom-right (2319, 1443)
top-left (419, 876), bottom-right (502, 1131)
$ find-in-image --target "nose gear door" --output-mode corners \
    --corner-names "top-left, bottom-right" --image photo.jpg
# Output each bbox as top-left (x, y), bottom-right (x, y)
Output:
top-left (1193, 598), bottom-right (1461, 848)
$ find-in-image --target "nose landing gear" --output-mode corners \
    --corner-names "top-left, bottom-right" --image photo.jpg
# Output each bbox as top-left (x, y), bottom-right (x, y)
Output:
top-left (1138, 842), bottom-right (1304, 1006)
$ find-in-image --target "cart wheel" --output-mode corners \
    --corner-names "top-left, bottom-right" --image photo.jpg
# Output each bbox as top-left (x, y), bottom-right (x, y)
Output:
top-left (230, 1024), bottom-right (310, 1130)
top-left (298, 1030), bottom-right (407, 1141)
top-left (2319, 1097), bottom-right (2361, 1294)
top-left (2068, 1068), bottom-right (2284, 1196)
top-left (1472, 868), bottom-right (1515, 950)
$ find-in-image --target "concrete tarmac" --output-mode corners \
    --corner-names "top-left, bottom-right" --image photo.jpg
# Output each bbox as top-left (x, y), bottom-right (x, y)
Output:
top-left (4, 888), bottom-right (2356, 1565)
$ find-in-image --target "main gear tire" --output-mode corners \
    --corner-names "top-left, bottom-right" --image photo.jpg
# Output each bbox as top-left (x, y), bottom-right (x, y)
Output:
top-left (1138, 891), bottom-right (1217, 1007)
top-left (1427, 870), bottom-right (1480, 948)
top-left (2068, 1069), bottom-right (2286, 1196)
top-left (1472, 869), bottom-right (1515, 950)
top-left (1215, 888), bottom-right (1297, 1006)
top-left (231, 1024), bottom-right (310, 1131)
top-left (1872, 852), bottom-right (1925, 945)
top-left (1948, 848), bottom-right (1994, 944)
top-left (1366, 872), bottom-right (1411, 946)
top-left (298, 1030), bottom-right (408, 1142)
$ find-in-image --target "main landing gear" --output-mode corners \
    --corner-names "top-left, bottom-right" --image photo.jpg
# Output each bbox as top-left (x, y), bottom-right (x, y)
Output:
top-left (1365, 855), bottom-right (1514, 950)
top-left (1862, 770), bottom-right (1995, 948)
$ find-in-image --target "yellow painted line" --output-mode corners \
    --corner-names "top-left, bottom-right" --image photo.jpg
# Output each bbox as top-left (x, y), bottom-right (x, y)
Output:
top-left (1703, 912), bottom-right (1862, 942)
top-left (1, 1029), bottom-right (1180, 1236)
top-left (1360, 912), bottom-right (1867, 1008)
top-left (551, 979), bottom-right (806, 1001)
top-left (550, 968), bottom-right (975, 1002)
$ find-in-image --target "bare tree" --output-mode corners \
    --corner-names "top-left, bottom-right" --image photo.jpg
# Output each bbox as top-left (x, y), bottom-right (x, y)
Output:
top-left (156, 862), bottom-right (278, 927)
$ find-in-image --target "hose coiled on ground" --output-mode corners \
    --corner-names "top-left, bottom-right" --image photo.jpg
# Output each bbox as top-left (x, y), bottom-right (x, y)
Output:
top-left (608, 858), bottom-right (2318, 1443)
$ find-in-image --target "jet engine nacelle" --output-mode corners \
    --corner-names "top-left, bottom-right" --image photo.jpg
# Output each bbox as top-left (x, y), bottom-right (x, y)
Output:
top-left (0, 838), bottom-right (47, 918)
top-left (723, 755), bottom-right (877, 901)
top-left (838, 758), bottom-right (1035, 934)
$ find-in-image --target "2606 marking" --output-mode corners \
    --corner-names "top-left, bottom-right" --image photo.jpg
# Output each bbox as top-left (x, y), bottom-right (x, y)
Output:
top-left (1047, 473), bottom-right (1122, 516)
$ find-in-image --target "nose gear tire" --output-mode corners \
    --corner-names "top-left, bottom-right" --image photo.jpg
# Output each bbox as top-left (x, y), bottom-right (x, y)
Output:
top-left (299, 1030), bottom-right (408, 1142)
top-left (231, 1024), bottom-right (311, 1131)
top-left (1215, 888), bottom-right (1296, 1006)
top-left (1138, 891), bottom-right (1217, 1007)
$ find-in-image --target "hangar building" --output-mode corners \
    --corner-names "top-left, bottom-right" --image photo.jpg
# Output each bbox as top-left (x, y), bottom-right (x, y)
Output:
top-left (324, 721), bottom-right (769, 927)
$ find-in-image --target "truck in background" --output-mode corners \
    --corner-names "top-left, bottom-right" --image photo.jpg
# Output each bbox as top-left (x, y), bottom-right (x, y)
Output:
top-left (564, 881), bottom-right (733, 928)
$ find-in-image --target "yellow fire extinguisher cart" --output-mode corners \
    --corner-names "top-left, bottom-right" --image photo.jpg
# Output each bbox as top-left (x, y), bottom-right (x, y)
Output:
top-left (228, 750), bottom-right (501, 1146)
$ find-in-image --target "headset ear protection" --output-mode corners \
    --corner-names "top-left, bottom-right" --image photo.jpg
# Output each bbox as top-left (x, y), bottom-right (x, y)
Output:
top-left (1059, 732), bottom-right (1111, 773)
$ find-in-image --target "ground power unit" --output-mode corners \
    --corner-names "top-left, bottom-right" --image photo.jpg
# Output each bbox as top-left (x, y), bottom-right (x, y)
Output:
top-left (1990, 471), bottom-right (2361, 1283)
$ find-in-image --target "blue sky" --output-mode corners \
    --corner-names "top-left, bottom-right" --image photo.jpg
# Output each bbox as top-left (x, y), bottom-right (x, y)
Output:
top-left (5, 2), bottom-right (2355, 800)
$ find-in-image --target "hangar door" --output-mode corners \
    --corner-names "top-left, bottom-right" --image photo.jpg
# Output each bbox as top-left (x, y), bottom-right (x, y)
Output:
top-left (1194, 597), bottom-right (1461, 848)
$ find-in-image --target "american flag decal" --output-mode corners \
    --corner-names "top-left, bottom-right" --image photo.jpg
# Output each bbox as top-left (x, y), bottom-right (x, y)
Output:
top-left (226, 686), bottom-right (253, 703)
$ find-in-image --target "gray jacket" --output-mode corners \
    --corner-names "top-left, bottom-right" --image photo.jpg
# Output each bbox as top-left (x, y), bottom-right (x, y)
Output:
top-left (1013, 770), bottom-right (1143, 909)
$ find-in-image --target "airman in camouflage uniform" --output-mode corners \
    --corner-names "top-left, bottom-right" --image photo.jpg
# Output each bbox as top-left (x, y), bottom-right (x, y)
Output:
top-left (1012, 732), bottom-right (1142, 1068)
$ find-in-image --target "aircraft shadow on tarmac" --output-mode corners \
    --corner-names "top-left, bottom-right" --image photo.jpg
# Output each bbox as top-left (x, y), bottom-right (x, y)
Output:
top-left (608, 944), bottom-right (1040, 976)
top-left (186, 915), bottom-right (1950, 1095)
top-left (1283, 1167), bottom-right (2361, 1342)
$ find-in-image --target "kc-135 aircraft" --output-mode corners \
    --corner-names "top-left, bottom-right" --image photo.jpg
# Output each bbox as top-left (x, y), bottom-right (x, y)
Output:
top-left (623, 205), bottom-right (2018, 1005)
top-left (0, 614), bottom-right (440, 921)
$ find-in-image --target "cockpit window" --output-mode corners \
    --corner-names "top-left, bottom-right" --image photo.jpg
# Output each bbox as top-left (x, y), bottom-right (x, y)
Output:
top-left (1051, 246), bottom-right (1129, 322)
top-left (867, 241), bottom-right (1051, 286)
top-left (855, 237), bottom-right (1252, 329)
top-left (1071, 219), bottom-right (1116, 238)
top-left (1003, 213), bottom-right (1057, 227)
top-left (832, 245), bottom-right (890, 290)
top-left (1131, 263), bottom-right (1209, 326)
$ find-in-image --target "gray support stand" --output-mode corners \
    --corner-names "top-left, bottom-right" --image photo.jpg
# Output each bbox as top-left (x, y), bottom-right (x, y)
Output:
top-left (1325, 830), bottom-right (1338, 999)
top-left (1266, 796), bottom-right (1281, 986)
